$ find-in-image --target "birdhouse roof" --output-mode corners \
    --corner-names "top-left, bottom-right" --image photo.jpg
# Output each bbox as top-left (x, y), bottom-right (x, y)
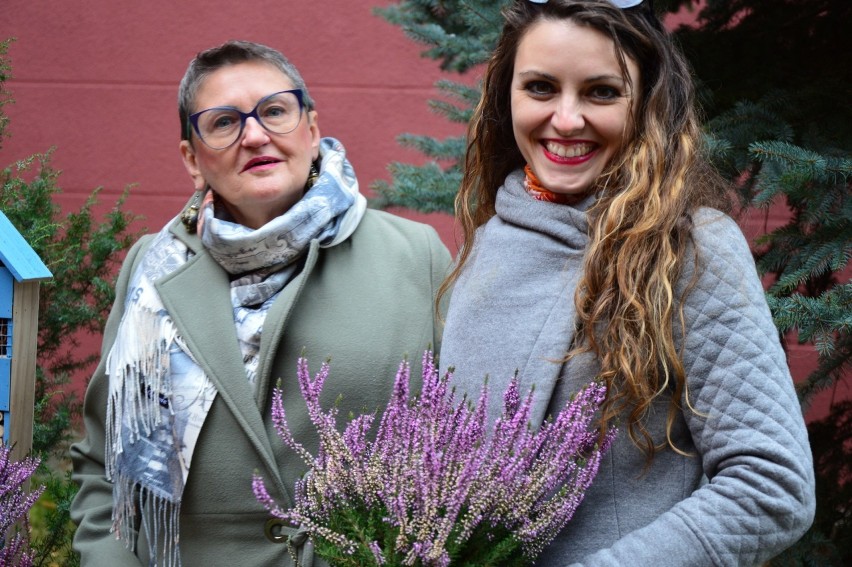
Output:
top-left (0, 212), bottom-right (52, 282)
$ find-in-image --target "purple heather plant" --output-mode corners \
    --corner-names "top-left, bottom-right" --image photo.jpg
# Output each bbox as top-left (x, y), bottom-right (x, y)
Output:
top-left (0, 445), bottom-right (44, 567)
top-left (253, 351), bottom-right (615, 567)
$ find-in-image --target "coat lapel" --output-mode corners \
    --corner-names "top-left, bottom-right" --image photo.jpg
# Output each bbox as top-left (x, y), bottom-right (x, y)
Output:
top-left (253, 240), bottom-right (320, 412)
top-left (153, 227), bottom-right (284, 488)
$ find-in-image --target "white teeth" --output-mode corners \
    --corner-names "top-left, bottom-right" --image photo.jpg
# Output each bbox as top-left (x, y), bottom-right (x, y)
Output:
top-left (545, 142), bottom-right (594, 158)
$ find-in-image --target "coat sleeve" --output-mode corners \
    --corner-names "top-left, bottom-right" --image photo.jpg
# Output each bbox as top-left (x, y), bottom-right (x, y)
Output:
top-left (575, 211), bottom-right (815, 567)
top-left (69, 236), bottom-right (154, 566)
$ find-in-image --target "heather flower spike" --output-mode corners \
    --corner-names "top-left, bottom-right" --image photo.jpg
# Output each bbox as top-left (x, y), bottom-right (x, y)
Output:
top-left (253, 351), bottom-right (615, 566)
top-left (0, 445), bottom-right (45, 567)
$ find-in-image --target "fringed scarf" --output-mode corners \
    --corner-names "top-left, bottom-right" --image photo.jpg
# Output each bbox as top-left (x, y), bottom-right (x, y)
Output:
top-left (105, 137), bottom-right (366, 566)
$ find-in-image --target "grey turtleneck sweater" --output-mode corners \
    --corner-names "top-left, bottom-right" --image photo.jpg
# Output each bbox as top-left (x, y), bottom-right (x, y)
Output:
top-left (439, 169), bottom-right (815, 566)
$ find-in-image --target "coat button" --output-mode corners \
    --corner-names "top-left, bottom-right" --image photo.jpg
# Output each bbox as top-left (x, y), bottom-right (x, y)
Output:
top-left (264, 518), bottom-right (289, 543)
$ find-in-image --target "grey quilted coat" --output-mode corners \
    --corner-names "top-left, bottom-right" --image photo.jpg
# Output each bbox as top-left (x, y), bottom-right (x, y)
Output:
top-left (440, 170), bottom-right (815, 567)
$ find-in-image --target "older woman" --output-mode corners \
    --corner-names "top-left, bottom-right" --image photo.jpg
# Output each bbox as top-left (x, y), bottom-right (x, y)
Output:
top-left (71, 40), bottom-right (450, 566)
top-left (439, 1), bottom-right (814, 565)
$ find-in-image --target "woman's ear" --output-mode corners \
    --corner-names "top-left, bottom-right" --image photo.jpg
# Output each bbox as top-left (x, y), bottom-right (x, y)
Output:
top-left (308, 110), bottom-right (320, 161)
top-left (180, 140), bottom-right (206, 190)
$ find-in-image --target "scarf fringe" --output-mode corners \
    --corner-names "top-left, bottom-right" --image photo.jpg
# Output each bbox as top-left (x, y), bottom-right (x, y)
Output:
top-left (112, 474), bottom-right (181, 567)
top-left (106, 303), bottom-right (178, 479)
top-left (105, 245), bottom-right (186, 565)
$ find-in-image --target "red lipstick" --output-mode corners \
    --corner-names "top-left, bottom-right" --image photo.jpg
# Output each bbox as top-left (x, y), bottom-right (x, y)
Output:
top-left (241, 156), bottom-right (282, 173)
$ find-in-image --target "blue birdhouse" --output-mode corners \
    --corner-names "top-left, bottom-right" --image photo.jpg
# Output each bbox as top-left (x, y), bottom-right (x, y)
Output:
top-left (0, 211), bottom-right (52, 461)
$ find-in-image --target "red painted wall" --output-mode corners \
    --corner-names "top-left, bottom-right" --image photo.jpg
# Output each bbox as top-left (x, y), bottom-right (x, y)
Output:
top-left (1, 1), bottom-right (837, 420)
top-left (1, 0), bottom-right (461, 402)
top-left (1, 0), bottom-right (458, 242)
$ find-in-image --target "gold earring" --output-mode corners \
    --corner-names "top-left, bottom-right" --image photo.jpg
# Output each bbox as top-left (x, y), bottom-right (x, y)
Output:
top-left (306, 161), bottom-right (319, 190)
top-left (181, 191), bottom-right (202, 233)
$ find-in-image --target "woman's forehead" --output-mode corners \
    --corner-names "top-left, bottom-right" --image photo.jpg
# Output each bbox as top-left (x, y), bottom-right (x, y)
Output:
top-left (194, 61), bottom-right (295, 108)
top-left (514, 19), bottom-right (631, 79)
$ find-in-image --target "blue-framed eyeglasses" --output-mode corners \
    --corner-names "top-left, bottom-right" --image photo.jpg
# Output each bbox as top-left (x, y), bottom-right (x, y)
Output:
top-left (188, 89), bottom-right (305, 150)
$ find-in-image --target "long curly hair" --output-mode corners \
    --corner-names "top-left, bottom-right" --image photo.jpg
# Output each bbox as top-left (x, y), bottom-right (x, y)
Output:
top-left (442, 0), bottom-right (730, 459)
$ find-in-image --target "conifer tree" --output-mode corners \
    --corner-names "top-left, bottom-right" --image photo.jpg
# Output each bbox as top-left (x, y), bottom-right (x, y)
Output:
top-left (371, 0), bottom-right (504, 212)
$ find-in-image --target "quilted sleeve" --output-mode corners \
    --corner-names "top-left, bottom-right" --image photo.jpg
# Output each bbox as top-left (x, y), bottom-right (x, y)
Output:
top-left (576, 210), bottom-right (815, 567)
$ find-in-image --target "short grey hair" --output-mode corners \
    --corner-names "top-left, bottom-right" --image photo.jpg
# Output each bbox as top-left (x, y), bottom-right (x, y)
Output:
top-left (178, 40), bottom-right (315, 141)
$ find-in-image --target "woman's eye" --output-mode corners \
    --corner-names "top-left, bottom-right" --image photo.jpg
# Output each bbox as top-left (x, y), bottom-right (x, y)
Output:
top-left (210, 113), bottom-right (238, 131)
top-left (263, 105), bottom-right (288, 118)
top-left (589, 85), bottom-right (621, 101)
top-left (524, 81), bottom-right (555, 97)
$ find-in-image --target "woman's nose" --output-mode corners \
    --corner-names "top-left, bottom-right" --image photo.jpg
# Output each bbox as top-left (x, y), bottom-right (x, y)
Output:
top-left (551, 97), bottom-right (585, 135)
top-left (241, 117), bottom-right (270, 146)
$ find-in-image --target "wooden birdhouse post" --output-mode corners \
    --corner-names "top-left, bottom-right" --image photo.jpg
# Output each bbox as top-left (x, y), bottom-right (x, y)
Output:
top-left (0, 211), bottom-right (52, 462)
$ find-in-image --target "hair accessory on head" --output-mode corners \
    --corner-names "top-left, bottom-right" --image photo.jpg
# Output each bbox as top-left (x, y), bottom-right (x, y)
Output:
top-left (526, 0), bottom-right (646, 7)
top-left (610, 0), bottom-right (645, 7)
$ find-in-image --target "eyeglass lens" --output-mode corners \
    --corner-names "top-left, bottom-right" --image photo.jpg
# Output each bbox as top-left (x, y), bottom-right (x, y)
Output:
top-left (194, 91), bottom-right (302, 149)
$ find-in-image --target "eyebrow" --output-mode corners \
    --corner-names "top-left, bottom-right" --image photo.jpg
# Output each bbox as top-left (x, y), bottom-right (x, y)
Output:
top-left (586, 74), bottom-right (627, 84)
top-left (517, 70), bottom-right (559, 82)
top-left (516, 70), bottom-right (626, 85)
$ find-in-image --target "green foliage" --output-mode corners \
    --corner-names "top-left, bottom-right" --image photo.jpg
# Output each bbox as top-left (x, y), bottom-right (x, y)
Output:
top-left (1, 37), bottom-right (141, 564)
top-left (373, 161), bottom-right (462, 213)
top-left (372, 0), bottom-right (508, 213)
top-left (31, 368), bottom-right (75, 461)
top-left (373, 0), bottom-right (504, 73)
top-left (310, 501), bottom-right (391, 566)
top-left (311, 498), bottom-right (530, 567)
top-left (704, 94), bottom-right (797, 190)
top-left (766, 287), bottom-right (852, 408)
top-left (0, 39), bottom-right (12, 138)
top-left (449, 523), bottom-right (527, 567)
top-left (29, 470), bottom-right (82, 567)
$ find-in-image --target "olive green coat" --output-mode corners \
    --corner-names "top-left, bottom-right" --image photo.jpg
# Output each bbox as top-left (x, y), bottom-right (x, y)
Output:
top-left (70, 209), bottom-right (451, 566)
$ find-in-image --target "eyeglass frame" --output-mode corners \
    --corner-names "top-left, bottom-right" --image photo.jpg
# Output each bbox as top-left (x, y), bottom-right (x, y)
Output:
top-left (187, 88), bottom-right (306, 150)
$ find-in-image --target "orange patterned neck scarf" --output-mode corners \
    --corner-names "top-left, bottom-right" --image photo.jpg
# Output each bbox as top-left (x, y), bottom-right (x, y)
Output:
top-left (523, 165), bottom-right (586, 206)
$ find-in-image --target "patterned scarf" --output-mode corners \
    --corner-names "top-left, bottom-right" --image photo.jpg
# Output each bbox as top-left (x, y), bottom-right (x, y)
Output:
top-left (105, 137), bottom-right (365, 566)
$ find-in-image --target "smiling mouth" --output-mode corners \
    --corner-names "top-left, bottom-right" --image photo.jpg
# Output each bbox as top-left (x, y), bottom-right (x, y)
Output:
top-left (545, 142), bottom-right (595, 158)
top-left (241, 157), bottom-right (281, 172)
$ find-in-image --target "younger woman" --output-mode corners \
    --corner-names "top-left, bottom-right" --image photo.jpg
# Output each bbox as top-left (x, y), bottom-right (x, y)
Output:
top-left (439, 1), bottom-right (815, 565)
